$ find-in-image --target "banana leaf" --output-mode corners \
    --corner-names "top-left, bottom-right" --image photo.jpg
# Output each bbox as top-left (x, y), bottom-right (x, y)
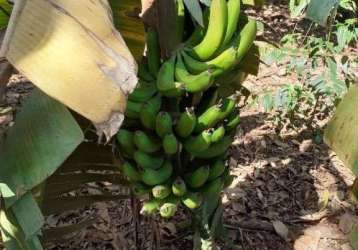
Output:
top-left (324, 85), bottom-right (358, 176)
top-left (10, 193), bottom-right (43, 240)
top-left (0, 88), bottom-right (84, 208)
top-left (0, 207), bottom-right (43, 250)
top-left (1, 0), bottom-right (138, 138)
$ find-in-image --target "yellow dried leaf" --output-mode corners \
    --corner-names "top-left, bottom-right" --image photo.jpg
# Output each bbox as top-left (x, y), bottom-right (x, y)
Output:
top-left (1, 0), bottom-right (138, 139)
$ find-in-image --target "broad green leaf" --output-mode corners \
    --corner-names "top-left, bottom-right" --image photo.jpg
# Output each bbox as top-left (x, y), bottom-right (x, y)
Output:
top-left (0, 88), bottom-right (84, 208)
top-left (11, 193), bottom-right (43, 240)
top-left (0, 208), bottom-right (43, 250)
top-left (200, 0), bottom-right (211, 6)
top-left (305, 0), bottom-right (340, 26)
top-left (109, 0), bottom-right (145, 62)
top-left (289, 0), bottom-right (309, 17)
top-left (183, 0), bottom-right (204, 27)
top-left (324, 85), bottom-right (358, 176)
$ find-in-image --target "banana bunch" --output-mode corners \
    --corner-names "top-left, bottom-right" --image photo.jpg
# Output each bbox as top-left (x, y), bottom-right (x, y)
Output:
top-left (117, 0), bottom-right (256, 219)
top-left (156, 0), bottom-right (256, 97)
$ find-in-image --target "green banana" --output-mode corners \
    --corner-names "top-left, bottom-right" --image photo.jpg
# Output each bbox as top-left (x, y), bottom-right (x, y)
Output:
top-left (125, 100), bottom-right (142, 119)
top-left (146, 28), bottom-right (161, 76)
top-left (185, 165), bottom-right (210, 188)
top-left (175, 107), bottom-right (197, 138)
top-left (146, 93), bottom-right (162, 111)
top-left (221, 0), bottom-right (241, 48)
top-left (140, 94), bottom-right (162, 130)
top-left (189, 0), bottom-right (228, 61)
top-left (162, 82), bottom-right (185, 97)
top-left (134, 131), bottom-right (161, 153)
top-left (184, 130), bottom-right (212, 153)
top-left (160, 195), bottom-right (179, 218)
top-left (182, 18), bottom-right (256, 77)
top-left (140, 104), bottom-right (157, 130)
top-left (182, 192), bottom-right (203, 210)
top-left (156, 111), bottom-right (173, 138)
top-left (160, 202), bottom-right (177, 218)
top-left (121, 161), bottom-right (141, 182)
top-left (116, 129), bottom-right (136, 158)
top-left (211, 125), bottom-right (225, 143)
top-left (225, 109), bottom-right (240, 131)
top-left (152, 184), bottom-right (171, 199)
top-left (172, 177), bottom-right (187, 196)
top-left (236, 18), bottom-right (257, 62)
top-left (208, 159), bottom-right (226, 181)
top-left (129, 80), bottom-right (157, 103)
top-left (157, 56), bottom-right (177, 92)
top-left (141, 199), bottom-right (161, 215)
top-left (134, 150), bottom-right (164, 170)
top-left (195, 97), bottom-right (236, 132)
top-left (138, 59), bottom-right (155, 81)
top-left (192, 135), bottom-right (233, 159)
top-left (132, 182), bottom-right (151, 196)
top-left (142, 160), bottom-right (173, 186)
top-left (163, 134), bottom-right (179, 155)
top-left (201, 177), bottom-right (223, 197)
top-left (175, 54), bottom-right (214, 93)
top-left (182, 47), bottom-right (237, 77)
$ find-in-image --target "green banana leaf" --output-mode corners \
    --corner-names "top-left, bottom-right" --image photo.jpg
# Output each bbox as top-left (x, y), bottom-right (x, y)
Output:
top-left (184, 0), bottom-right (204, 26)
top-left (10, 194), bottom-right (43, 240)
top-left (109, 0), bottom-right (145, 61)
top-left (324, 85), bottom-right (358, 176)
top-left (0, 88), bottom-right (84, 208)
top-left (0, 206), bottom-right (43, 250)
top-left (0, 0), bottom-right (12, 30)
top-left (305, 0), bottom-right (340, 27)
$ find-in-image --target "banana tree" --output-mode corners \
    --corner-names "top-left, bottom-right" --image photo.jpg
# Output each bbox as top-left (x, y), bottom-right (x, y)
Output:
top-left (0, 0), bottom-right (262, 249)
top-left (324, 84), bottom-right (358, 249)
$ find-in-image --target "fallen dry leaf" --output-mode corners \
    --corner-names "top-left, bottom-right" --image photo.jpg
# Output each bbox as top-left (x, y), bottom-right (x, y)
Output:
top-left (339, 212), bottom-right (358, 234)
top-left (272, 220), bottom-right (289, 241)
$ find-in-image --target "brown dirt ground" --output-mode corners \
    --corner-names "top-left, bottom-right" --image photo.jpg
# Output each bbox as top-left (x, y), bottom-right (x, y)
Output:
top-left (1, 1), bottom-right (357, 249)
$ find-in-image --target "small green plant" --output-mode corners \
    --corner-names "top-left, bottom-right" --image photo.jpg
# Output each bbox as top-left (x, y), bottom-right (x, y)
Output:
top-left (256, 0), bottom-right (357, 134)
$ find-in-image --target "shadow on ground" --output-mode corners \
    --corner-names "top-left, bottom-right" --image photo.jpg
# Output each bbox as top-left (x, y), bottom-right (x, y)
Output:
top-left (221, 111), bottom-right (355, 250)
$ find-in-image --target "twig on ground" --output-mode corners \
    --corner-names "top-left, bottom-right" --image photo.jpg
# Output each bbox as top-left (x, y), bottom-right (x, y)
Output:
top-left (225, 219), bottom-right (275, 232)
